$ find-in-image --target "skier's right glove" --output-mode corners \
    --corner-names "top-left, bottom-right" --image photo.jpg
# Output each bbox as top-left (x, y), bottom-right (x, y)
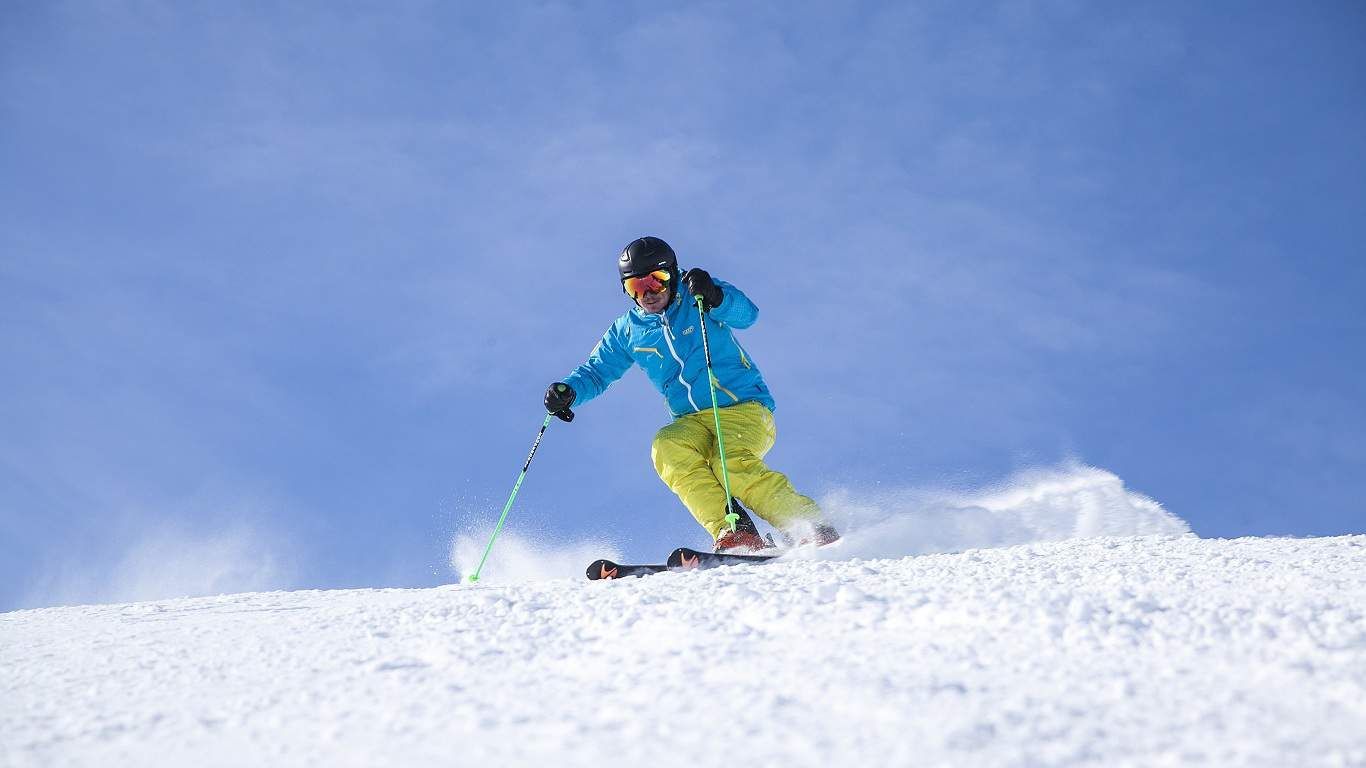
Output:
top-left (544, 382), bottom-right (576, 423)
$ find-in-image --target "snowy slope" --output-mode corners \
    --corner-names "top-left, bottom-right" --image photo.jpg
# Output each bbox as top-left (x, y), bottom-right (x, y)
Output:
top-left (4, 535), bottom-right (1365, 767)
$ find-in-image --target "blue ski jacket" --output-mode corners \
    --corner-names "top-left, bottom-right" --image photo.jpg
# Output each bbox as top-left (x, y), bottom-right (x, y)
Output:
top-left (562, 278), bottom-right (775, 418)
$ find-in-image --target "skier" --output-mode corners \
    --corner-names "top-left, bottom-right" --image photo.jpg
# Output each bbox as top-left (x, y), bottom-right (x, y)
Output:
top-left (544, 236), bottom-right (839, 553)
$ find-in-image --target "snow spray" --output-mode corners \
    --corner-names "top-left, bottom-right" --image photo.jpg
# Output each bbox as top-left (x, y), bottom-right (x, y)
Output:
top-left (468, 411), bottom-right (564, 582)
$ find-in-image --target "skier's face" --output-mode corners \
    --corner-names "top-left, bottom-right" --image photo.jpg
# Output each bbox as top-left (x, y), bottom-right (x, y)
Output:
top-left (636, 286), bottom-right (672, 314)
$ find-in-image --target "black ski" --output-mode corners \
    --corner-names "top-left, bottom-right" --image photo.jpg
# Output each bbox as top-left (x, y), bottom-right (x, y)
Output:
top-left (667, 547), bottom-right (779, 571)
top-left (587, 546), bottom-right (780, 581)
top-left (586, 559), bottom-right (669, 580)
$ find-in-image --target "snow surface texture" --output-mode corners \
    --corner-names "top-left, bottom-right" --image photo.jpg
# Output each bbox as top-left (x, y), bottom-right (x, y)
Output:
top-left (4, 535), bottom-right (1365, 767)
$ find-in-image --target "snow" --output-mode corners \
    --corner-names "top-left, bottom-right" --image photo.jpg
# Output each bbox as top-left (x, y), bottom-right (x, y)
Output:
top-left (4, 535), bottom-right (1366, 767)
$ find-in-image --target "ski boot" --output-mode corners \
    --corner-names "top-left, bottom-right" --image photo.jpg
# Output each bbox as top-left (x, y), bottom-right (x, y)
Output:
top-left (809, 523), bottom-right (841, 547)
top-left (780, 522), bottom-right (841, 548)
top-left (713, 499), bottom-right (767, 554)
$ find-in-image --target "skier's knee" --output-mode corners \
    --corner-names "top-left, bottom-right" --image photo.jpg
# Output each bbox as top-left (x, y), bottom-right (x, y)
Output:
top-left (652, 433), bottom-right (703, 474)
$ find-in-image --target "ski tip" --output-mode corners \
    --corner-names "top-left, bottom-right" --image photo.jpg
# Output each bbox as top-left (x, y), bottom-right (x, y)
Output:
top-left (666, 547), bottom-right (705, 571)
top-left (586, 559), bottom-right (621, 581)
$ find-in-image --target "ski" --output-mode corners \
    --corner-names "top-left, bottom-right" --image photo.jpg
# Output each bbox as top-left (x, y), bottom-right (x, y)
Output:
top-left (666, 547), bottom-right (779, 571)
top-left (586, 559), bottom-right (669, 580)
top-left (587, 546), bottom-right (781, 581)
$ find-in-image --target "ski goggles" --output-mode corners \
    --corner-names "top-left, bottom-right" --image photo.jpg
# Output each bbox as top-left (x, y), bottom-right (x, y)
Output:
top-left (623, 270), bottom-right (672, 300)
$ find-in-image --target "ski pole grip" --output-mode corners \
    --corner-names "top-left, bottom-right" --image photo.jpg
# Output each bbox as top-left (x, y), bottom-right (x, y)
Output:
top-left (546, 382), bottom-right (575, 423)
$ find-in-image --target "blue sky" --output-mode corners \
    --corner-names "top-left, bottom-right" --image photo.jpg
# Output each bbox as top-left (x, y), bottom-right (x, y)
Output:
top-left (2, 2), bottom-right (1363, 609)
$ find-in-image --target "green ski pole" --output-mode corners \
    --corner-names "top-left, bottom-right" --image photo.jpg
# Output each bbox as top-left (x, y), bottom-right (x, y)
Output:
top-left (694, 295), bottom-right (739, 533)
top-left (468, 405), bottom-right (570, 582)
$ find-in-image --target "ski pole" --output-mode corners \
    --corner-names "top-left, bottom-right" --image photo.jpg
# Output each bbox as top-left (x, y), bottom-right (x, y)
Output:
top-left (694, 295), bottom-right (739, 533)
top-left (468, 409), bottom-right (568, 582)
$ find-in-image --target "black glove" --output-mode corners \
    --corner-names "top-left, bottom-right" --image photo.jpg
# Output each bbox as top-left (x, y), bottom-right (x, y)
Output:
top-left (544, 382), bottom-right (576, 422)
top-left (683, 268), bottom-right (723, 309)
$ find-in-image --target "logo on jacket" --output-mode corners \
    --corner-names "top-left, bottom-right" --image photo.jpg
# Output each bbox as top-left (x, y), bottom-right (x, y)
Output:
top-left (682, 326), bottom-right (694, 335)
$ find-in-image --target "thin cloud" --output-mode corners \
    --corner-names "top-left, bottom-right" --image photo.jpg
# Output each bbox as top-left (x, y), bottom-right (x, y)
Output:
top-left (22, 521), bottom-right (295, 609)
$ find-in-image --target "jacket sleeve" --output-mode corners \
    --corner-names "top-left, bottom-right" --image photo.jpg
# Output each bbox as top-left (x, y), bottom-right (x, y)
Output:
top-left (561, 318), bottom-right (635, 408)
top-left (709, 279), bottom-right (758, 329)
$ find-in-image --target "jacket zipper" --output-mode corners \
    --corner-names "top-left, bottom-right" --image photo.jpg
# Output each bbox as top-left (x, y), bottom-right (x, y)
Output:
top-left (659, 311), bottom-right (700, 412)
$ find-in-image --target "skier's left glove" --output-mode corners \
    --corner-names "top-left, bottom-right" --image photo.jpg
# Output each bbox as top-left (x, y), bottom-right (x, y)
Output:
top-left (544, 382), bottom-right (576, 422)
top-left (683, 268), bottom-right (723, 310)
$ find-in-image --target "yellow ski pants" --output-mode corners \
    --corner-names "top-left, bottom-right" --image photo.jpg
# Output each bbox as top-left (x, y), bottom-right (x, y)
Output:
top-left (651, 401), bottom-right (822, 538)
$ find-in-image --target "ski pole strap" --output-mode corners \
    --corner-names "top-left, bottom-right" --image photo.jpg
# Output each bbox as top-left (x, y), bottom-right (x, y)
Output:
top-left (468, 412), bottom-right (555, 583)
top-left (694, 295), bottom-right (738, 532)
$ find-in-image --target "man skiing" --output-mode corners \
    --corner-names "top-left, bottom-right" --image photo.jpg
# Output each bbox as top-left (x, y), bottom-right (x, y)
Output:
top-left (544, 236), bottom-right (839, 553)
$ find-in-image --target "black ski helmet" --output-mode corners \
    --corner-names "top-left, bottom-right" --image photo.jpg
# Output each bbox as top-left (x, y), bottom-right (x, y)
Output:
top-left (618, 236), bottom-right (678, 290)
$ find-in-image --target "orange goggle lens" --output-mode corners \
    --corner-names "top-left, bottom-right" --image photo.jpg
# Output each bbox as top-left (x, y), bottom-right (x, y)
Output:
top-left (623, 270), bottom-right (672, 299)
